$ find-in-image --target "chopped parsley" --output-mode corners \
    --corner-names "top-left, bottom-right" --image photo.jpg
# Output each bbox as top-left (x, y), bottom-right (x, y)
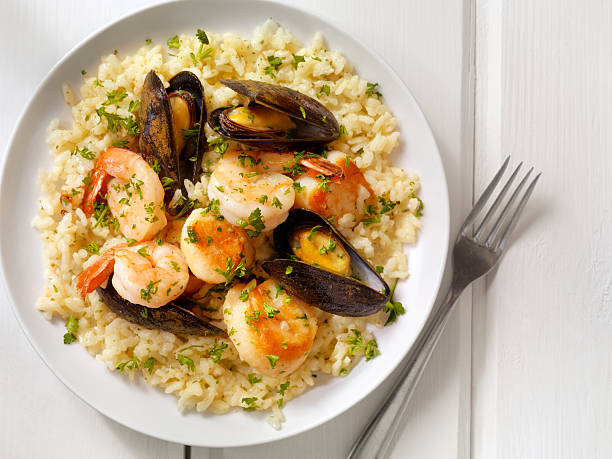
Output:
top-left (128, 99), bottom-right (140, 113)
top-left (271, 197), bottom-right (283, 209)
top-left (112, 139), bottom-right (129, 148)
top-left (167, 35), bottom-right (180, 49)
top-left (248, 374), bottom-right (262, 384)
top-left (176, 345), bottom-right (206, 372)
top-left (215, 257), bottom-right (247, 285)
top-left (308, 225), bottom-right (322, 241)
top-left (299, 106), bottom-right (306, 119)
top-left (315, 174), bottom-right (332, 192)
top-left (85, 241), bottom-right (100, 255)
top-left (145, 38), bottom-right (152, 45)
top-left (185, 226), bottom-right (201, 244)
top-left (264, 55), bottom-right (282, 78)
top-left (292, 181), bottom-right (304, 193)
top-left (238, 154), bottom-right (260, 167)
top-left (379, 195), bottom-right (399, 213)
top-left (177, 353), bottom-right (195, 372)
top-left (383, 278), bottom-right (405, 325)
top-left (144, 357), bottom-right (156, 374)
top-left (208, 338), bottom-right (228, 363)
top-left (239, 289), bottom-right (249, 301)
top-left (92, 201), bottom-right (119, 231)
top-left (148, 158), bottom-right (161, 174)
top-left (263, 302), bottom-right (280, 318)
top-left (96, 106), bottom-right (139, 135)
top-left (196, 28), bottom-right (209, 44)
top-left (258, 195), bottom-right (268, 204)
top-left (276, 381), bottom-right (290, 407)
top-left (245, 310), bottom-right (263, 332)
top-left (170, 261), bottom-right (181, 272)
top-left (208, 137), bottom-right (229, 157)
top-left (137, 246), bottom-right (149, 257)
top-left (140, 280), bottom-right (161, 302)
top-left (265, 354), bottom-right (279, 369)
top-left (115, 356), bottom-right (139, 372)
top-left (277, 381), bottom-right (290, 396)
top-left (347, 329), bottom-right (364, 355)
top-left (410, 193), bottom-right (424, 217)
top-left (242, 397), bottom-right (259, 411)
top-left (104, 88), bottom-right (128, 105)
top-left (364, 339), bottom-right (380, 361)
top-left (317, 84), bottom-right (331, 98)
top-left (161, 176), bottom-right (176, 190)
top-left (81, 69), bottom-right (87, 76)
top-left (74, 145), bottom-right (96, 160)
top-left (291, 54), bottom-right (305, 69)
top-left (375, 265), bottom-right (385, 274)
top-left (366, 82), bottom-right (382, 99)
top-left (285, 266), bottom-right (293, 275)
top-left (63, 315), bottom-right (78, 344)
top-left (245, 208), bottom-right (265, 238)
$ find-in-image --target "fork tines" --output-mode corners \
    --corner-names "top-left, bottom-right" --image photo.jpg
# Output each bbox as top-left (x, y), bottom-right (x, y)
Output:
top-left (461, 156), bottom-right (541, 251)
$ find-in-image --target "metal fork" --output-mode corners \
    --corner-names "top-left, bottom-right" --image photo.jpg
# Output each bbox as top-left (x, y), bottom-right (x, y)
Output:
top-left (348, 157), bottom-right (541, 459)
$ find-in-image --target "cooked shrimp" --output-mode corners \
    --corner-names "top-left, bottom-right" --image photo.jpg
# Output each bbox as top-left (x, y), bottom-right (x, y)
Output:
top-left (82, 147), bottom-right (167, 241)
top-left (223, 279), bottom-right (318, 376)
top-left (76, 241), bottom-right (189, 308)
top-left (180, 208), bottom-right (255, 284)
top-left (207, 150), bottom-right (295, 232)
top-left (293, 151), bottom-right (375, 226)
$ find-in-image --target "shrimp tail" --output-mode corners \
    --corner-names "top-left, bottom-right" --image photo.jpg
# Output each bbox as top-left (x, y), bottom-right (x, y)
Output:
top-left (299, 157), bottom-right (344, 178)
top-left (76, 245), bottom-right (124, 299)
top-left (81, 168), bottom-right (111, 217)
top-left (81, 147), bottom-right (137, 217)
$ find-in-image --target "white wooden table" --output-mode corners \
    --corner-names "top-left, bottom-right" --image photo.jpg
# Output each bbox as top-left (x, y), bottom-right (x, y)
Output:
top-left (1, 1), bottom-right (610, 458)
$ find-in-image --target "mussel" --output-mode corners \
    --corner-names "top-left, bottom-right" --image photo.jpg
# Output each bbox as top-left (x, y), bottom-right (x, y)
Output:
top-left (98, 277), bottom-right (224, 336)
top-left (262, 209), bottom-right (390, 316)
top-left (208, 80), bottom-right (339, 148)
top-left (139, 70), bottom-right (207, 201)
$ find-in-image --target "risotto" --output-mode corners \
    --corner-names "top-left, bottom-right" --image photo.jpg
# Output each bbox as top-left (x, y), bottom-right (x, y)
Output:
top-left (34, 20), bottom-right (422, 428)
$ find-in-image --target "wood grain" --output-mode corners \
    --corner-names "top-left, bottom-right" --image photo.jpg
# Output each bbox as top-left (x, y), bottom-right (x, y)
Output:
top-left (472, 1), bottom-right (612, 458)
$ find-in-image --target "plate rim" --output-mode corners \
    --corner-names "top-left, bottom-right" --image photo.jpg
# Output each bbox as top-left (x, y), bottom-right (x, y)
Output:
top-left (0, 0), bottom-right (450, 447)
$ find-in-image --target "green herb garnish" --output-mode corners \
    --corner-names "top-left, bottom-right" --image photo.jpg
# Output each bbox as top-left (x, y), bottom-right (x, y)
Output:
top-left (63, 315), bottom-right (78, 344)
top-left (383, 278), bottom-right (405, 325)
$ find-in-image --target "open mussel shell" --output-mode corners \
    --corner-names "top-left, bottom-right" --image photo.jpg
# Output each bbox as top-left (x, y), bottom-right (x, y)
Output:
top-left (139, 70), bottom-right (206, 202)
top-left (262, 209), bottom-right (390, 317)
top-left (208, 79), bottom-right (339, 148)
top-left (97, 278), bottom-right (224, 336)
top-left (167, 71), bottom-right (207, 183)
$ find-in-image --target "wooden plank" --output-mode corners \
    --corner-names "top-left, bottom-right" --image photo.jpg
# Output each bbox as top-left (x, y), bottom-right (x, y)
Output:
top-left (0, 1), bottom-right (182, 458)
top-left (472, 1), bottom-right (612, 458)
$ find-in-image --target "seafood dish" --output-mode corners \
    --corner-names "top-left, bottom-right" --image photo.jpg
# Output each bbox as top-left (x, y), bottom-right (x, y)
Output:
top-left (34, 20), bottom-right (423, 428)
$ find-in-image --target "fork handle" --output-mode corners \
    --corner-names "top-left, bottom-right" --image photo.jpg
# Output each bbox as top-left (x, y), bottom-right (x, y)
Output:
top-left (347, 283), bottom-right (464, 459)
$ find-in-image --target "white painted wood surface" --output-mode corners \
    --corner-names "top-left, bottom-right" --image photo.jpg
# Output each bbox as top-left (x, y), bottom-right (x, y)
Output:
top-left (7, 0), bottom-right (611, 458)
top-left (471, 1), bottom-right (612, 458)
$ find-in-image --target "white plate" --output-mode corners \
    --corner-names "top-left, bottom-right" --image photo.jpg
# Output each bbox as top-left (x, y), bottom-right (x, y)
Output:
top-left (0, 0), bottom-right (449, 448)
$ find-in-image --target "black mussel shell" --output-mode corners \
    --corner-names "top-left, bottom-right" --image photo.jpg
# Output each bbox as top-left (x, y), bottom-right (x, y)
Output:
top-left (98, 277), bottom-right (224, 336)
top-left (167, 71), bottom-right (207, 184)
top-left (139, 71), bottom-right (180, 201)
top-left (139, 70), bottom-right (206, 202)
top-left (208, 79), bottom-right (339, 148)
top-left (262, 209), bottom-right (390, 317)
